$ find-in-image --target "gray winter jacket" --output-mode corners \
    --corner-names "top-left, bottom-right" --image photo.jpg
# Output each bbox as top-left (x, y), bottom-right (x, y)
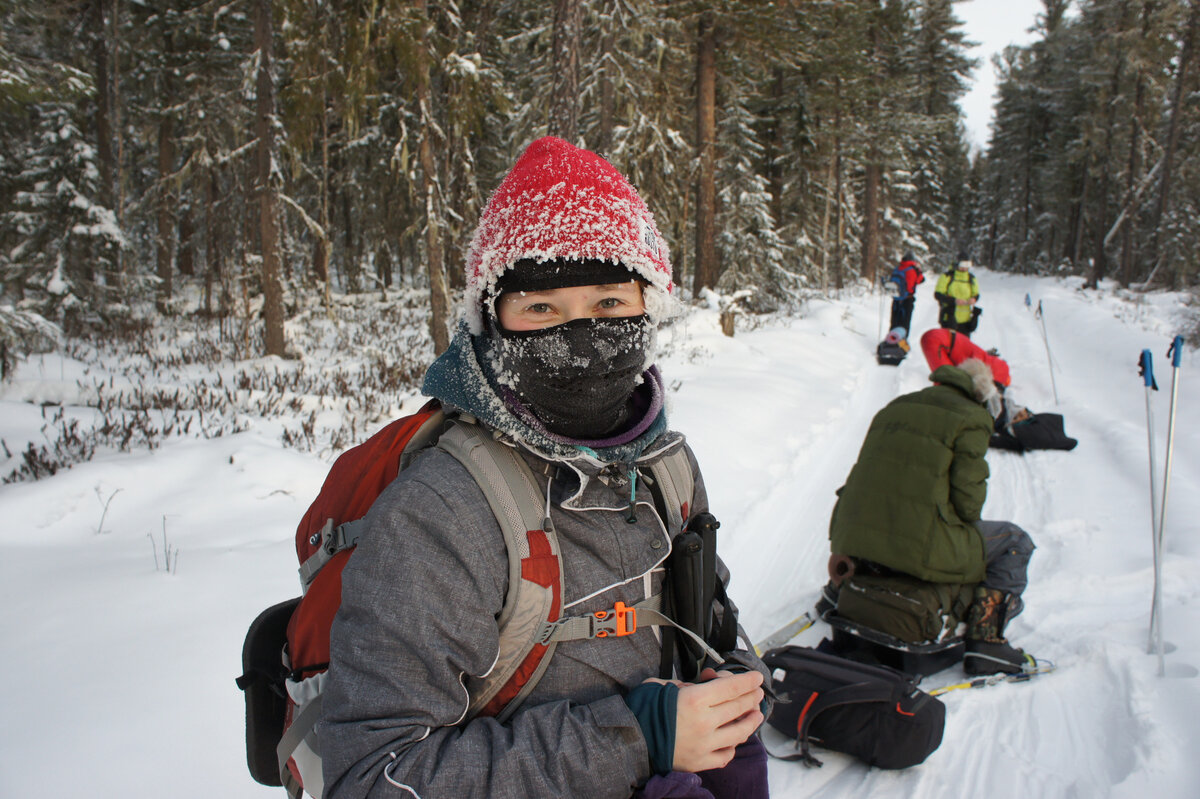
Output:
top-left (320, 328), bottom-right (765, 799)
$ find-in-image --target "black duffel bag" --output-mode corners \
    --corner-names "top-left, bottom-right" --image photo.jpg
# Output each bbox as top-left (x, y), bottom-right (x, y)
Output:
top-left (762, 645), bottom-right (945, 769)
top-left (991, 411), bottom-right (1078, 452)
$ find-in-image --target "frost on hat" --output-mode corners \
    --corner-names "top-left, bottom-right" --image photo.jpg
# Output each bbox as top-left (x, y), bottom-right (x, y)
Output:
top-left (462, 136), bottom-right (673, 334)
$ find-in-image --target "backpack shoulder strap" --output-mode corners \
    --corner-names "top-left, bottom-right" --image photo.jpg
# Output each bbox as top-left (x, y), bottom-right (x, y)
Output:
top-left (297, 405), bottom-right (447, 588)
top-left (434, 420), bottom-right (564, 724)
top-left (647, 445), bottom-right (695, 535)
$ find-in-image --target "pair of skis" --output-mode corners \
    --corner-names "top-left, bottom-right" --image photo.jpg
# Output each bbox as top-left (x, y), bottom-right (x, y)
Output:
top-left (928, 661), bottom-right (1058, 696)
top-left (753, 612), bottom-right (816, 656)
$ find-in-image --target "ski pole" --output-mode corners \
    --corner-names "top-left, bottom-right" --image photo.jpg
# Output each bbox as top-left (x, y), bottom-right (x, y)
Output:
top-left (877, 281), bottom-right (885, 343)
top-left (1151, 336), bottom-right (1184, 675)
top-left (1138, 350), bottom-right (1164, 674)
top-left (1035, 301), bottom-right (1060, 404)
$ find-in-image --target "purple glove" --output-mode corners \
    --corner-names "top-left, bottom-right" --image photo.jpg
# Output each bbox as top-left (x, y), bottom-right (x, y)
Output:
top-left (697, 734), bottom-right (769, 799)
top-left (635, 735), bottom-right (769, 799)
top-left (635, 771), bottom-right (714, 799)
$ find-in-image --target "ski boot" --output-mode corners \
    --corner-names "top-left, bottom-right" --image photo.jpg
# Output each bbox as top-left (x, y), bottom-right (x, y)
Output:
top-left (962, 586), bottom-right (1035, 676)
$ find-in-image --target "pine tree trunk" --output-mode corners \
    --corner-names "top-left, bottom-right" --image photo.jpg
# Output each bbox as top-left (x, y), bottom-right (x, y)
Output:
top-left (417, 0), bottom-right (450, 354)
top-left (90, 0), bottom-right (119, 294)
top-left (819, 140), bottom-right (836, 294)
top-left (204, 167), bottom-right (221, 316)
top-left (549, 0), bottom-right (582, 142)
top-left (1088, 5), bottom-right (1133, 289)
top-left (767, 69), bottom-right (785, 228)
top-left (598, 29), bottom-right (615, 155)
top-left (156, 104), bottom-right (175, 308)
top-left (834, 131), bottom-right (845, 291)
top-left (1120, 73), bottom-right (1145, 287)
top-left (861, 159), bottom-right (881, 284)
top-left (693, 11), bottom-right (719, 295)
top-left (178, 203), bottom-right (194, 276)
top-left (255, 0), bottom-right (285, 357)
top-left (1071, 167), bottom-right (1090, 271)
top-left (316, 85), bottom-right (331, 287)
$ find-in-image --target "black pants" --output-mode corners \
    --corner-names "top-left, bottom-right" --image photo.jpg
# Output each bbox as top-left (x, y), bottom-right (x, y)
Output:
top-left (889, 296), bottom-right (914, 335)
top-left (938, 303), bottom-right (980, 335)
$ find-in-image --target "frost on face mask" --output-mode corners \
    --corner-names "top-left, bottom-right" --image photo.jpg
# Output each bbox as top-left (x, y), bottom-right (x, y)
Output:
top-left (496, 315), bottom-right (652, 439)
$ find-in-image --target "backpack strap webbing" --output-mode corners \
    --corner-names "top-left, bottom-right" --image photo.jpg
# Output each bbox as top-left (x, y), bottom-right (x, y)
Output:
top-left (538, 591), bottom-right (725, 667)
top-left (296, 407), bottom-right (448, 588)
top-left (435, 420), bottom-right (566, 724)
top-left (278, 694), bottom-right (323, 799)
top-left (646, 449), bottom-right (694, 536)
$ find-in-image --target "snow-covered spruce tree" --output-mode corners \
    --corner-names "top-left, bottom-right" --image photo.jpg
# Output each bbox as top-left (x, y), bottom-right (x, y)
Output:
top-left (977, 0), bottom-right (1190, 284)
top-left (904, 0), bottom-right (975, 261)
top-left (2, 104), bottom-right (122, 333)
top-left (579, 1), bottom-right (693, 284)
top-left (713, 69), bottom-right (794, 312)
top-left (1, 2), bottom-right (120, 334)
top-left (1143, 0), bottom-right (1200, 289)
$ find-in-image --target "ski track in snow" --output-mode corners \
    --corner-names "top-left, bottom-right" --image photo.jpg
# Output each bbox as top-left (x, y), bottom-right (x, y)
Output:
top-left (1, 270), bottom-right (1198, 797)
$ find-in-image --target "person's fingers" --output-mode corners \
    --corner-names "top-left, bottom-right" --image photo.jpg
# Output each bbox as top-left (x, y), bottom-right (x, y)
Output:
top-left (678, 675), bottom-right (763, 728)
top-left (688, 709), bottom-right (764, 771)
top-left (696, 669), bottom-right (762, 700)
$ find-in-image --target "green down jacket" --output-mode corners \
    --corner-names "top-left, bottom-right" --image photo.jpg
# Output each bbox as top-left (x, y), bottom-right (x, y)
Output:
top-left (829, 365), bottom-right (991, 584)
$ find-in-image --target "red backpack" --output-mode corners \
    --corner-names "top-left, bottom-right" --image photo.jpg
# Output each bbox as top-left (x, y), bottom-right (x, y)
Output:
top-left (237, 401), bottom-right (702, 798)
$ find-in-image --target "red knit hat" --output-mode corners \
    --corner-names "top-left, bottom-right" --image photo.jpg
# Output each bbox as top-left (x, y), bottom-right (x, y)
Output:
top-left (462, 136), bottom-right (673, 333)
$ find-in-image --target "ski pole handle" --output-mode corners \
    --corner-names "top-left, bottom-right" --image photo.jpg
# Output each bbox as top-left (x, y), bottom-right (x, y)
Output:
top-left (1139, 350), bottom-right (1157, 389)
top-left (1168, 335), bottom-right (1183, 367)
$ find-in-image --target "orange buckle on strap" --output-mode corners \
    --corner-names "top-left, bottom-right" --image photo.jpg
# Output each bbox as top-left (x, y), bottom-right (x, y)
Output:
top-left (593, 601), bottom-right (637, 637)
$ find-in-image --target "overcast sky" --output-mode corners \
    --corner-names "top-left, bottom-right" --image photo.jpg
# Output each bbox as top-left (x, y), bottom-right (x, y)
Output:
top-left (956, 0), bottom-right (1046, 153)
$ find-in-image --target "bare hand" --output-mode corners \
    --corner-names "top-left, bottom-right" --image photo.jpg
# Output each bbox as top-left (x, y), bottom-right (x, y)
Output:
top-left (671, 668), bottom-right (764, 773)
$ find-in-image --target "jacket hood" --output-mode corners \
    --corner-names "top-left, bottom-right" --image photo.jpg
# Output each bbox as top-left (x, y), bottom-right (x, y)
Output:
top-left (930, 364), bottom-right (981, 402)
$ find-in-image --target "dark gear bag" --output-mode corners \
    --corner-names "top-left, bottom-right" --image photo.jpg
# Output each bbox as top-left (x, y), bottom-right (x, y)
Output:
top-left (835, 573), bottom-right (974, 644)
top-left (762, 645), bottom-right (945, 769)
top-left (990, 412), bottom-right (1078, 453)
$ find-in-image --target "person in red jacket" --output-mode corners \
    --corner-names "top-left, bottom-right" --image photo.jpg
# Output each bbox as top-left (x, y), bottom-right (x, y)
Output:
top-left (885, 252), bottom-right (924, 338)
top-left (919, 328), bottom-right (1030, 429)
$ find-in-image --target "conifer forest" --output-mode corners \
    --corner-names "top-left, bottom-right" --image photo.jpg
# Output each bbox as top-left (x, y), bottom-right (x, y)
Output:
top-left (2, 0), bottom-right (1199, 373)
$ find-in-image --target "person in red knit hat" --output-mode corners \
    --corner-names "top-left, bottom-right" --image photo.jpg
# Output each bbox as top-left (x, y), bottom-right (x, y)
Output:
top-left (322, 137), bottom-right (771, 799)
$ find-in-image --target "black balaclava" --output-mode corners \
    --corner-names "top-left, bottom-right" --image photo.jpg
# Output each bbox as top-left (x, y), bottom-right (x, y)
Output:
top-left (489, 258), bottom-right (653, 440)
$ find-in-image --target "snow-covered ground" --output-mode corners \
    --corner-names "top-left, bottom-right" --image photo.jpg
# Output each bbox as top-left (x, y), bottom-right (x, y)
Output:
top-left (2, 269), bottom-right (1197, 798)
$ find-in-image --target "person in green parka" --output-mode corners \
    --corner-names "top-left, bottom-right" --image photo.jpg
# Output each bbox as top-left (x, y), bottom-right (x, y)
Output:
top-left (828, 359), bottom-right (1036, 675)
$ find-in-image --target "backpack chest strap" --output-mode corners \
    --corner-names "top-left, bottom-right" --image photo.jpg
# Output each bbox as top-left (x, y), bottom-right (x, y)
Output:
top-left (538, 593), bottom-right (725, 667)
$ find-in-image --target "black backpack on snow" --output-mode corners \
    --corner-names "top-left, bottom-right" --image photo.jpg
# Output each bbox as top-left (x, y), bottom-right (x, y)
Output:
top-left (762, 645), bottom-right (945, 769)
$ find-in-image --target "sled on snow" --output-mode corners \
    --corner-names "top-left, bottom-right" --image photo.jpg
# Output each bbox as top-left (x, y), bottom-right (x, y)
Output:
top-left (819, 610), bottom-right (965, 677)
top-left (876, 335), bottom-right (910, 366)
top-left (818, 557), bottom-right (972, 677)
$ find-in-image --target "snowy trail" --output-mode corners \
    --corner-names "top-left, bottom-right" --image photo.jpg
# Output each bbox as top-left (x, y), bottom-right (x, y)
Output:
top-left (670, 290), bottom-right (936, 642)
top-left (672, 272), bottom-right (1200, 798)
